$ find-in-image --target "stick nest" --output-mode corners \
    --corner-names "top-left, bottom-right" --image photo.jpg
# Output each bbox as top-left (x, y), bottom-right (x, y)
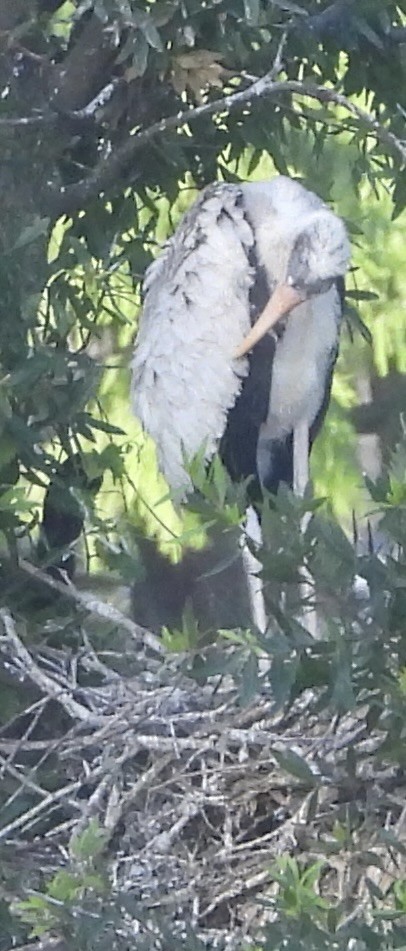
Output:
top-left (1, 606), bottom-right (405, 948)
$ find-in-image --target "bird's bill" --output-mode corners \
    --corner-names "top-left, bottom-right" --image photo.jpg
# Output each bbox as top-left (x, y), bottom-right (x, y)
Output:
top-left (234, 283), bottom-right (304, 358)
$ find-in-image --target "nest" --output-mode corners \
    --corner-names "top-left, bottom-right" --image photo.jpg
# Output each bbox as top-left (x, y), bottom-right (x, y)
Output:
top-left (1, 587), bottom-right (406, 950)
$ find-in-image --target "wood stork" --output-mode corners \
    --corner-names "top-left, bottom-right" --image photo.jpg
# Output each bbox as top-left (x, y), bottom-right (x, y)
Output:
top-left (130, 177), bottom-right (350, 633)
top-left (131, 176), bottom-right (350, 505)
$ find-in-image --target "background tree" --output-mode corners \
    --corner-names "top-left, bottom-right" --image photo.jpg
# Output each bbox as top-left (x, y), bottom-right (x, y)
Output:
top-left (0, 1), bottom-right (405, 948)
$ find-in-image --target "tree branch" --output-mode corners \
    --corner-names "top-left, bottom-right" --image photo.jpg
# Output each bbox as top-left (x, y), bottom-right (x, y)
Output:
top-left (0, 608), bottom-right (104, 724)
top-left (47, 72), bottom-right (406, 216)
top-left (0, 112), bottom-right (56, 127)
top-left (18, 559), bottom-right (164, 656)
top-left (0, 80), bottom-right (120, 128)
top-left (50, 13), bottom-right (117, 113)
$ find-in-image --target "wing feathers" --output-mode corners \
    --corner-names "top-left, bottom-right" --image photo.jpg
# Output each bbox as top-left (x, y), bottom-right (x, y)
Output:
top-left (132, 184), bottom-right (255, 492)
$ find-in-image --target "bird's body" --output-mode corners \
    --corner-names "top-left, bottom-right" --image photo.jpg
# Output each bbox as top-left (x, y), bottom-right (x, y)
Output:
top-left (132, 176), bottom-right (349, 499)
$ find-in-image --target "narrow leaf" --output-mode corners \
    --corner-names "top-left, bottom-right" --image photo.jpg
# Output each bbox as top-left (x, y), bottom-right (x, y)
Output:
top-left (346, 289), bottom-right (379, 301)
top-left (244, 0), bottom-right (260, 26)
top-left (12, 216), bottom-right (50, 251)
top-left (271, 0), bottom-right (307, 13)
top-left (141, 15), bottom-right (164, 51)
top-left (272, 747), bottom-right (318, 785)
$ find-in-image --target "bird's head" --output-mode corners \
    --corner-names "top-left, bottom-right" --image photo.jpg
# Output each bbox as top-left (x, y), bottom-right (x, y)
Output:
top-left (286, 210), bottom-right (350, 295)
top-left (235, 208), bottom-right (350, 358)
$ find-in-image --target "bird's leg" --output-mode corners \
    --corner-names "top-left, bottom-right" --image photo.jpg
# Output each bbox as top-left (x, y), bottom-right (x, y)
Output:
top-left (242, 507), bottom-right (267, 635)
top-left (293, 421), bottom-right (318, 638)
top-left (293, 420), bottom-right (309, 497)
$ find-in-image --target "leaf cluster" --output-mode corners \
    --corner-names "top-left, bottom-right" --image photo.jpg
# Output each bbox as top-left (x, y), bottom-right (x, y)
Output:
top-left (0, 1), bottom-right (405, 949)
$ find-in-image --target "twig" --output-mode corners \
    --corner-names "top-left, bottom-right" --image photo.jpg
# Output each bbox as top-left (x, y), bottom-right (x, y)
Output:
top-left (0, 698), bottom-right (49, 775)
top-left (0, 608), bottom-right (105, 725)
top-left (11, 942), bottom-right (67, 951)
top-left (0, 79), bottom-right (122, 128)
top-left (18, 558), bottom-right (164, 656)
top-left (72, 78), bottom-right (121, 119)
top-left (1, 68), bottom-right (404, 213)
top-left (268, 30), bottom-right (288, 82)
top-left (105, 755), bottom-right (172, 836)
top-left (0, 27), bottom-right (50, 65)
top-left (0, 775), bottom-right (83, 843)
top-left (0, 112), bottom-right (56, 127)
top-left (48, 72), bottom-right (405, 215)
top-left (147, 797), bottom-right (201, 854)
top-left (0, 752), bottom-right (50, 803)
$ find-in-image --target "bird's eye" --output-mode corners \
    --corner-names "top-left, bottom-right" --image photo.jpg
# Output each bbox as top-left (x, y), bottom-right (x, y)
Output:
top-left (307, 277), bottom-right (335, 296)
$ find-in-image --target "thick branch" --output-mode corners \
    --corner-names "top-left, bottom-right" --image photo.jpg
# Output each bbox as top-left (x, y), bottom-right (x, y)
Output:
top-left (50, 13), bottom-right (117, 113)
top-left (47, 73), bottom-right (406, 216)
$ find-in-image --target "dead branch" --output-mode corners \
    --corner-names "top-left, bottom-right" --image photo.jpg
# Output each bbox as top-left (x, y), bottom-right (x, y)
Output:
top-left (0, 608), bottom-right (105, 725)
top-left (18, 559), bottom-right (164, 656)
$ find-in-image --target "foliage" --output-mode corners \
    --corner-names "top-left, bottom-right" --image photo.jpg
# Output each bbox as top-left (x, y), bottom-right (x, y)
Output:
top-left (0, 0), bottom-right (405, 555)
top-left (0, 0), bottom-right (405, 948)
top-left (15, 821), bottom-right (108, 939)
top-left (0, 441), bottom-right (405, 947)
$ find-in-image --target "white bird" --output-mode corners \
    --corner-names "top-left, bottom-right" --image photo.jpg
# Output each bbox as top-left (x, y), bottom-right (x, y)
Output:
top-left (131, 176), bottom-right (350, 504)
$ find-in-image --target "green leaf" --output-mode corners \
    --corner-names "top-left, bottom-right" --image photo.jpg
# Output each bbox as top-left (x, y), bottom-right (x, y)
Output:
top-left (271, 0), bottom-right (307, 12)
top-left (132, 31), bottom-right (149, 75)
top-left (268, 654), bottom-right (299, 709)
top-left (12, 216), bottom-right (50, 251)
top-left (97, 540), bottom-right (145, 583)
top-left (345, 289), bottom-right (379, 301)
top-left (240, 651), bottom-right (260, 705)
top-left (47, 870), bottom-right (81, 902)
top-left (271, 747), bottom-right (318, 786)
top-left (353, 15), bottom-right (385, 50)
top-left (0, 486), bottom-right (34, 512)
top-left (312, 518), bottom-right (355, 567)
top-left (330, 654), bottom-right (356, 712)
top-left (141, 15), bottom-right (164, 51)
top-left (243, 0), bottom-right (260, 26)
top-left (70, 818), bottom-right (108, 862)
top-left (392, 173), bottom-right (406, 219)
top-left (78, 413), bottom-right (125, 436)
top-left (365, 474), bottom-right (391, 503)
top-left (98, 444), bottom-right (126, 480)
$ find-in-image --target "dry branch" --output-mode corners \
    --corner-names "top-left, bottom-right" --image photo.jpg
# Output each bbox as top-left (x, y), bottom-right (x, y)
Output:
top-left (18, 559), bottom-right (164, 656)
top-left (45, 72), bottom-right (406, 215)
top-left (0, 608), bottom-right (105, 725)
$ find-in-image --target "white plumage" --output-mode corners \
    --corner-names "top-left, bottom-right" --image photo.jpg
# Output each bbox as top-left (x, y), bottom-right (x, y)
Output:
top-left (131, 176), bottom-right (350, 497)
top-left (132, 184), bottom-right (253, 491)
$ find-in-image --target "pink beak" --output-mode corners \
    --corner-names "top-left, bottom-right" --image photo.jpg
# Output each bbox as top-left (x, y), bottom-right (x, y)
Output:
top-left (234, 283), bottom-right (304, 358)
